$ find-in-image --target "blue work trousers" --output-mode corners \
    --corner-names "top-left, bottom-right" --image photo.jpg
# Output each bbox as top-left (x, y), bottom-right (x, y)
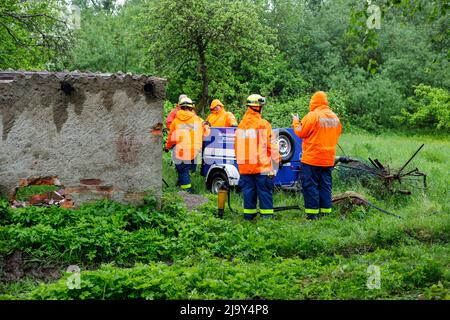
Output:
top-left (300, 163), bottom-right (333, 215)
top-left (175, 160), bottom-right (196, 193)
top-left (239, 174), bottom-right (274, 220)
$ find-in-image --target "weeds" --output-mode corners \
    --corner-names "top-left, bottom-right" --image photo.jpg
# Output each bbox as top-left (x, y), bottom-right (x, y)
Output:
top-left (0, 132), bottom-right (449, 299)
top-left (18, 244), bottom-right (450, 300)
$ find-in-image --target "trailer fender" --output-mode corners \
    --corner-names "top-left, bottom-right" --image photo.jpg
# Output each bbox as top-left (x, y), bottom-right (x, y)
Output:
top-left (206, 164), bottom-right (240, 187)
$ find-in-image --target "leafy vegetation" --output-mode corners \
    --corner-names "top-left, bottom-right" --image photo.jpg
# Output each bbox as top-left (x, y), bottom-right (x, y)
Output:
top-left (1, 133), bottom-right (449, 300)
top-left (400, 85), bottom-right (450, 131)
top-left (0, 0), bottom-right (72, 70)
top-left (22, 244), bottom-right (450, 300)
top-left (3, 0), bottom-right (448, 131)
top-left (0, 0), bottom-right (449, 300)
top-left (15, 185), bottom-right (60, 201)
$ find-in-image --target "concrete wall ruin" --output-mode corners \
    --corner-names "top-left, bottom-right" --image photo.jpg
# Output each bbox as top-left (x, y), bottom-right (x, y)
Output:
top-left (0, 71), bottom-right (166, 206)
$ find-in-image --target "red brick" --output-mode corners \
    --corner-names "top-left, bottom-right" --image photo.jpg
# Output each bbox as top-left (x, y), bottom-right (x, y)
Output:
top-left (27, 176), bottom-right (58, 185)
top-left (96, 185), bottom-right (114, 192)
top-left (19, 178), bottom-right (29, 187)
top-left (64, 186), bottom-right (89, 194)
top-left (150, 123), bottom-right (163, 136)
top-left (80, 179), bottom-right (102, 186)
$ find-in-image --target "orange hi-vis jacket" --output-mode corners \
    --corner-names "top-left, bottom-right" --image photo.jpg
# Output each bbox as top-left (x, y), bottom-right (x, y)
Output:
top-left (235, 108), bottom-right (281, 174)
top-left (166, 105), bottom-right (197, 129)
top-left (166, 110), bottom-right (210, 161)
top-left (165, 105), bottom-right (180, 129)
top-left (206, 107), bottom-right (237, 127)
top-left (292, 91), bottom-right (342, 167)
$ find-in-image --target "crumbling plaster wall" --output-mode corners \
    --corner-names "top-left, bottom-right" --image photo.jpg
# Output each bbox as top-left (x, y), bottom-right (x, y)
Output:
top-left (0, 71), bottom-right (166, 205)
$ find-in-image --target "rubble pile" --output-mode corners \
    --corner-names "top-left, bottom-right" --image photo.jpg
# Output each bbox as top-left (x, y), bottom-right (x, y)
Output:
top-left (10, 176), bottom-right (74, 208)
top-left (11, 190), bottom-right (74, 209)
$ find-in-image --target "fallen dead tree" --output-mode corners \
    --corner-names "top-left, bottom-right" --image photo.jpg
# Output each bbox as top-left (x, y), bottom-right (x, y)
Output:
top-left (335, 144), bottom-right (427, 195)
top-left (332, 191), bottom-right (403, 219)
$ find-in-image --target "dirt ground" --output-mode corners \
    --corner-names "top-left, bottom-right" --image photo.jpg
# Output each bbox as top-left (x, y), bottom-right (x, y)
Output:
top-left (1, 250), bottom-right (61, 282)
top-left (177, 191), bottom-right (209, 211)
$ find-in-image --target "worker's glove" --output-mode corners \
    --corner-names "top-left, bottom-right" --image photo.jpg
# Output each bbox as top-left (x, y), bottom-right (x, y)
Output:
top-left (204, 121), bottom-right (211, 127)
top-left (336, 156), bottom-right (352, 164)
top-left (164, 147), bottom-right (170, 153)
top-left (291, 113), bottom-right (300, 122)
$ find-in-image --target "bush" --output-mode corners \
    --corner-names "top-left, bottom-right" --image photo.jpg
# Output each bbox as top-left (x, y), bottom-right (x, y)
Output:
top-left (263, 90), bottom-right (348, 129)
top-left (0, 195), bottom-right (187, 265)
top-left (425, 282), bottom-right (450, 300)
top-left (400, 85), bottom-right (450, 131)
top-left (343, 75), bottom-right (407, 130)
top-left (263, 97), bottom-right (309, 128)
top-left (26, 244), bottom-right (450, 300)
top-left (0, 199), bottom-right (9, 223)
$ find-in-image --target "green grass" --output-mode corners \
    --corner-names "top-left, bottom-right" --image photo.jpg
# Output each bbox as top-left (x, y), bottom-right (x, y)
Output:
top-left (0, 131), bottom-right (449, 300)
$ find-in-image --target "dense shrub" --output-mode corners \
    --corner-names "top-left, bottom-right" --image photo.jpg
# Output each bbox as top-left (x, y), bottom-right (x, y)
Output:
top-left (0, 195), bottom-right (187, 265)
top-left (26, 244), bottom-right (450, 300)
top-left (2, 193), bottom-right (449, 268)
top-left (340, 75), bottom-right (407, 130)
top-left (400, 85), bottom-right (450, 131)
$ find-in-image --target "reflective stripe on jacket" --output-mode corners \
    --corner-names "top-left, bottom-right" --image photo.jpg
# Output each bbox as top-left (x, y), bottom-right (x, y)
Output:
top-left (234, 108), bottom-right (281, 174)
top-left (292, 91), bottom-right (342, 167)
top-left (166, 110), bottom-right (210, 161)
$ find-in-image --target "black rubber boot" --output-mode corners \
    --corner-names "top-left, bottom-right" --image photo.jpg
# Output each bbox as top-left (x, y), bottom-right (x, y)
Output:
top-left (306, 214), bottom-right (319, 220)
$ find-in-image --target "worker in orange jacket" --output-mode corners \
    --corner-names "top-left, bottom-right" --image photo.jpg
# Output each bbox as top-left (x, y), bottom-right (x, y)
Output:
top-left (235, 94), bottom-right (281, 220)
top-left (206, 99), bottom-right (238, 127)
top-left (166, 94), bottom-right (189, 129)
top-left (292, 91), bottom-right (342, 220)
top-left (165, 97), bottom-right (210, 193)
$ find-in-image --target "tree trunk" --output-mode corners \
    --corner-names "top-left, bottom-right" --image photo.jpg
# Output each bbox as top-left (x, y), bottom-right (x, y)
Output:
top-left (197, 41), bottom-right (209, 116)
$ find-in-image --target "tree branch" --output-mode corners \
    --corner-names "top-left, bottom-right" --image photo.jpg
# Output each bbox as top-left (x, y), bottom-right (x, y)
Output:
top-left (176, 58), bottom-right (196, 73)
top-left (2, 12), bottom-right (67, 25)
top-left (0, 7), bottom-right (72, 53)
top-left (0, 21), bottom-right (27, 47)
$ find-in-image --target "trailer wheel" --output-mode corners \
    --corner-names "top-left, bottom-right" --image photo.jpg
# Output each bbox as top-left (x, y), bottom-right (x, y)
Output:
top-left (208, 171), bottom-right (229, 194)
top-left (277, 130), bottom-right (295, 163)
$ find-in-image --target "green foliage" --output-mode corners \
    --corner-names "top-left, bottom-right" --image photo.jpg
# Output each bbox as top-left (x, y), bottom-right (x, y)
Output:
top-left (344, 74), bottom-right (407, 130)
top-left (2, 132), bottom-right (450, 299)
top-left (0, 0), bottom-right (71, 70)
top-left (425, 282), bottom-right (450, 300)
top-left (0, 195), bottom-right (187, 264)
top-left (2, 0), bottom-right (449, 133)
top-left (63, 1), bottom-right (150, 73)
top-left (142, 0), bottom-right (306, 114)
top-left (258, 0), bottom-right (449, 131)
top-left (400, 85), bottom-right (450, 131)
top-left (20, 244), bottom-right (450, 299)
top-left (263, 97), bottom-right (309, 128)
top-left (15, 185), bottom-right (60, 201)
top-left (0, 198), bottom-right (9, 223)
top-left (263, 90), bottom-right (348, 129)
top-left (2, 0), bottom-right (450, 301)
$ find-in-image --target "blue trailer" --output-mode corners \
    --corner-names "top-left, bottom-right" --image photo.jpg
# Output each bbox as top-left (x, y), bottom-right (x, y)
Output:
top-left (201, 127), bottom-right (303, 194)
